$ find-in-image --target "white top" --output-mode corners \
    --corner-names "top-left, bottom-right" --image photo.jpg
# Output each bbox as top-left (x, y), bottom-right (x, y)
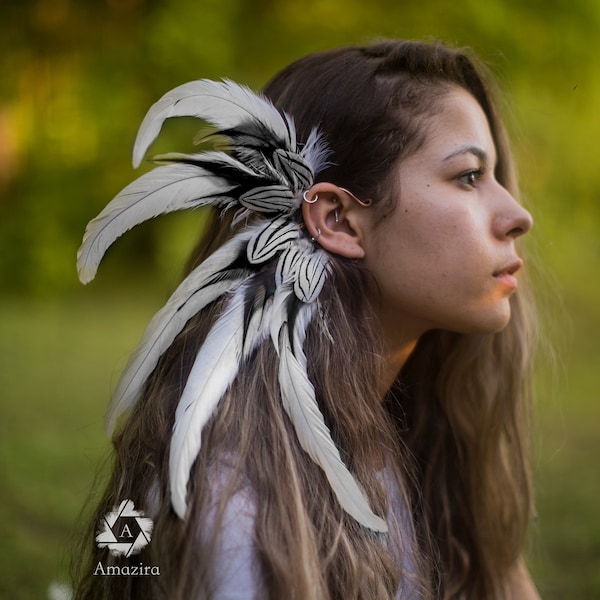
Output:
top-left (209, 485), bottom-right (263, 598)
top-left (209, 469), bottom-right (422, 599)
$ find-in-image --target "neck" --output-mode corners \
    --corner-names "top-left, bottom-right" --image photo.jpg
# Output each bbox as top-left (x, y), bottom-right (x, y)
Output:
top-left (373, 305), bottom-right (433, 399)
top-left (378, 338), bottom-right (419, 398)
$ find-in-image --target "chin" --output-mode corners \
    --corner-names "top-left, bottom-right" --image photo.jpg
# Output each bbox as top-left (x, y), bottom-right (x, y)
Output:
top-left (474, 307), bottom-right (512, 334)
top-left (450, 303), bottom-right (512, 335)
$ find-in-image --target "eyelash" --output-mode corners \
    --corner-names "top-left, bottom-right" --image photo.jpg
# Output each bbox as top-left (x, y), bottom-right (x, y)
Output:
top-left (458, 167), bottom-right (486, 188)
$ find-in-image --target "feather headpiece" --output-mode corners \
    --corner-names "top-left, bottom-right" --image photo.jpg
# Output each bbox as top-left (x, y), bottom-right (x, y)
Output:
top-left (77, 79), bottom-right (387, 533)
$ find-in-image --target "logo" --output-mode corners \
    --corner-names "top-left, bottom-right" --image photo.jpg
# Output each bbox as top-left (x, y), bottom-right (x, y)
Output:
top-left (96, 499), bottom-right (153, 557)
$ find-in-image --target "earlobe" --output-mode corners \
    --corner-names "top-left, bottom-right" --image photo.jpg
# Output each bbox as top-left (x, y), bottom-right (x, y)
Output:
top-left (301, 183), bottom-right (368, 259)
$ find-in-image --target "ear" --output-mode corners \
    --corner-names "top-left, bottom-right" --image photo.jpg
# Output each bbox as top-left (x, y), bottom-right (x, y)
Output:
top-left (301, 183), bottom-right (369, 259)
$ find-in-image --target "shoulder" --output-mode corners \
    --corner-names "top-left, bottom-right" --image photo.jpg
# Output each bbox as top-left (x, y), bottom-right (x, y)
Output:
top-left (377, 466), bottom-right (426, 600)
top-left (204, 464), bottom-right (263, 599)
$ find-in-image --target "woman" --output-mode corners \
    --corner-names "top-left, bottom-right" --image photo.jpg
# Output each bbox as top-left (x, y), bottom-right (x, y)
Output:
top-left (74, 40), bottom-right (540, 598)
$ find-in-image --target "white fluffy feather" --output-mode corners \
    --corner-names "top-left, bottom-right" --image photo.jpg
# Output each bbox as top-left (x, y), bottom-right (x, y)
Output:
top-left (300, 127), bottom-right (331, 185)
top-left (104, 231), bottom-right (254, 436)
top-left (77, 163), bottom-right (236, 284)
top-left (133, 79), bottom-right (294, 169)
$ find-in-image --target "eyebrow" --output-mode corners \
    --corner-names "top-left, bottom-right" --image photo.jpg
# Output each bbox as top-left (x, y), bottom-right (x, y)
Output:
top-left (442, 145), bottom-right (488, 164)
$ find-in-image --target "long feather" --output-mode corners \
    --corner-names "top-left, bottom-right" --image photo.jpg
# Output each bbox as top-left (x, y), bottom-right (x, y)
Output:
top-left (241, 274), bottom-right (275, 357)
top-left (105, 230), bottom-right (254, 436)
top-left (277, 301), bottom-right (388, 533)
top-left (133, 79), bottom-right (294, 169)
top-left (168, 278), bottom-right (274, 519)
top-left (77, 163), bottom-right (237, 284)
top-left (169, 283), bottom-right (248, 519)
top-left (155, 150), bottom-right (263, 185)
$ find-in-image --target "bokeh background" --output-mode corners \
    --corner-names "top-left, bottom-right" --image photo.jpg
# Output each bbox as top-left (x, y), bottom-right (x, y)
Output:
top-left (1, 0), bottom-right (598, 598)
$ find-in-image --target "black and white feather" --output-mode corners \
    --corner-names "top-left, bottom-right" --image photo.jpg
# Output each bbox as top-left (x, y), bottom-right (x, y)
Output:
top-left (104, 229), bottom-right (256, 436)
top-left (77, 78), bottom-right (386, 532)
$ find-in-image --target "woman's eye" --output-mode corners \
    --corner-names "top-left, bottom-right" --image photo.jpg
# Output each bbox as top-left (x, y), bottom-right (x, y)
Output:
top-left (458, 168), bottom-right (485, 188)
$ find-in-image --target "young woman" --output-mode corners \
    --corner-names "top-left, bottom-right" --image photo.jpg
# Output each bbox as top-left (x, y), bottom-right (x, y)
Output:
top-left (74, 40), bottom-right (541, 599)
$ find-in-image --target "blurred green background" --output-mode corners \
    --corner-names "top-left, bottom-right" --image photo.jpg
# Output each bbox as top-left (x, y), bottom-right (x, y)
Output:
top-left (1, 0), bottom-right (598, 598)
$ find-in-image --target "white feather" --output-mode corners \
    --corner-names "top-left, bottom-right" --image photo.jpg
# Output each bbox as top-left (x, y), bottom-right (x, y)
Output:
top-left (168, 277), bottom-right (274, 519)
top-left (77, 163), bottom-right (237, 284)
top-left (154, 150), bottom-right (261, 179)
top-left (105, 231), bottom-right (254, 436)
top-left (241, 286), bottom-right (273, 358)
top-left (277, 301), bottom-right (388, 533)
top-left (169, 283), bottom-right (248, 519)
top-left (133, 79), bottom-right (294, 169)
top-left (299, 127), bottom-right (331, 189)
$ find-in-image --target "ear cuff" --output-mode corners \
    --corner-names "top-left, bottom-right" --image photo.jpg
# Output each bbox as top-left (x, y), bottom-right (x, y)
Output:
top-left (302, 188), bottom-right (372, 208)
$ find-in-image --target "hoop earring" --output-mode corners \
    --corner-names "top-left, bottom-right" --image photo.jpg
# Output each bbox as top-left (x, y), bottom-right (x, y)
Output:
top-left (310, 227), bottom-right (321, 242)
top-left (303, 191), bottom-right (319, 204)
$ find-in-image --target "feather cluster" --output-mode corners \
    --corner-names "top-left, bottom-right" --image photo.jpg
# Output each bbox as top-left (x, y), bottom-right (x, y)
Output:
top-left (77, 79), bottom-right (387, 533)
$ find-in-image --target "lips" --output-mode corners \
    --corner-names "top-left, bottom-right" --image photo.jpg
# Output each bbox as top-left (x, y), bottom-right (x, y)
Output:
top-left (493, 258), bottom-right (522, 278)
top-left (493, 258), bottom-right (522, 289)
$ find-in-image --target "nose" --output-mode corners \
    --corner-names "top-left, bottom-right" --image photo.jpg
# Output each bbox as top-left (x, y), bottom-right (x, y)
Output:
top-left (493, 187), bottom-right (533, 240)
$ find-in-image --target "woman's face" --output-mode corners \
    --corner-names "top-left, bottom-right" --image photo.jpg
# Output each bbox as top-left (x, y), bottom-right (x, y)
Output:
top-left (362, 87), bottom-right (532, 347)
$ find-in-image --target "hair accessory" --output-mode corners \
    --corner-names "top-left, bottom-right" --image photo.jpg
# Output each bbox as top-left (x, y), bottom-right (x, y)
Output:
top-left (303, 191), bottom-right (319, 204)
top-left (77, 79), bottom-right (387, 533)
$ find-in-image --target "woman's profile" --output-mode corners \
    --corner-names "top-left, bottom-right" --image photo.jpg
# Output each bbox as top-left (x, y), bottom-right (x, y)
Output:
top-left (74, 39), bottom-right (541, 599)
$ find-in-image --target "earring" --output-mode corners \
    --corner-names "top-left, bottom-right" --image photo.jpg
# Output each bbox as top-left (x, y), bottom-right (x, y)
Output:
top-left (303, 191), bottom-right (319, 204)
top-left (310, 227), bottom-right (322, 242)
top-left (339, 187), bottom-right (372, 207)
top-left (334, 209), bottom-right (340, 223)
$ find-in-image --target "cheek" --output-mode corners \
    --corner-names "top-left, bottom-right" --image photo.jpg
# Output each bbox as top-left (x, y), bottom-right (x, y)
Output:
top-left (366, 224), bottom-right (462, 313)
top-left (364, 211), bottom-right (510, 334)
top-left (375, 209), bottom-right (474, 293)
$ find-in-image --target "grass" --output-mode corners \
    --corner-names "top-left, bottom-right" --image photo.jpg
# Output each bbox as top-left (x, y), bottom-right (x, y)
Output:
top-left (0, 287), bottom-right (161, 599)
top-left (529, 300), bottom-right (600, 599)
top-left (1, 284), bottom-right (598, 598)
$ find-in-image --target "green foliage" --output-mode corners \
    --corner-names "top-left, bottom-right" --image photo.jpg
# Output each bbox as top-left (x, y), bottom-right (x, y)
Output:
top-left (1, 0), bottom-right (598, 295)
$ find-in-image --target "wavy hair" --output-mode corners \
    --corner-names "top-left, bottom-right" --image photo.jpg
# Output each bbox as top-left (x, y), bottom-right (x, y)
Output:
top-left (73, 40), bottom-right (536, 599)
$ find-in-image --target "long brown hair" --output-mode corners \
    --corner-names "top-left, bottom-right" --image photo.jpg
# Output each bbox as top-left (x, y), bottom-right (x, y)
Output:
top-left (73, 40), bottom-right (536, 599)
